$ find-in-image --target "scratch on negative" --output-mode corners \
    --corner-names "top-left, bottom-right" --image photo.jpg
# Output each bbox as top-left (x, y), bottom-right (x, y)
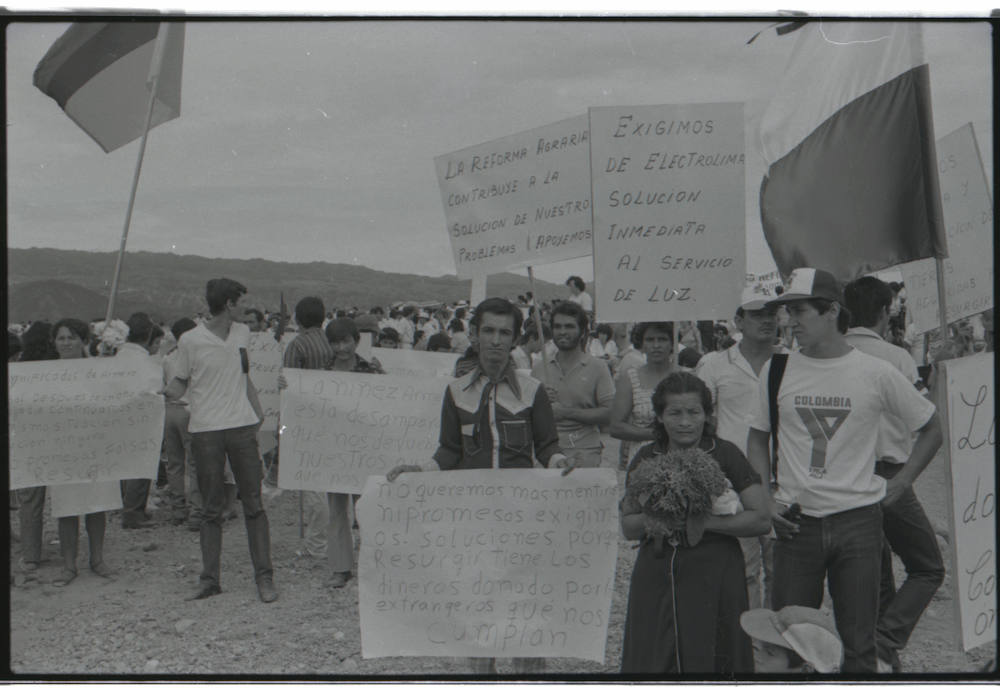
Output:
top-left (622, 28), bottom-right (636, 58)
top-left (819, 21), bottom-right (889, 46)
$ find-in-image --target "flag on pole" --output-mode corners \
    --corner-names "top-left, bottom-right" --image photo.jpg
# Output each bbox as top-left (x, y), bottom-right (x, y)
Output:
top-left (33, 21), bottom-right (185, 153)
top-left (757, 21), bottom-right (947, 282)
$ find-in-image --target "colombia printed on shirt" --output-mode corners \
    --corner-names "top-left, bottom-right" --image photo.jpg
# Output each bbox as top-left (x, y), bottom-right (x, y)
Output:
top-left (793, 395), bottom-right (852, 479)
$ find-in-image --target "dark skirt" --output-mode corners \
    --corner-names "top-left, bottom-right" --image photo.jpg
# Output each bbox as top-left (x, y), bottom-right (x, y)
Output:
top-left (620, 534), bottom-right (754, 674)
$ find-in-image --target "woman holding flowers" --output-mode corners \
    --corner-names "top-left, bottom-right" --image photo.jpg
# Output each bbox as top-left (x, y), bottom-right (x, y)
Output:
top-left (620, 372), bottom-right (770, 673)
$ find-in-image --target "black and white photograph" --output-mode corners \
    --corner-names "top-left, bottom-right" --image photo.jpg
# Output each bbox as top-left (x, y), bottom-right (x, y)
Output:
top-left (6, 13), bottom-right (995, 677)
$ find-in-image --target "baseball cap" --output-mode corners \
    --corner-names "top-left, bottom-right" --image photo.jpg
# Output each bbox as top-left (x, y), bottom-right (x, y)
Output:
top-left (740, 606), bottom-right (843, 673)
top-left (417, 310), bottom-right (430, 320)
top-left (354, 314), bottom-right (380, 333)
top-left (772, 268), bottom-right (846, 307)
top-left (740, 284), bottom-right (778, 311)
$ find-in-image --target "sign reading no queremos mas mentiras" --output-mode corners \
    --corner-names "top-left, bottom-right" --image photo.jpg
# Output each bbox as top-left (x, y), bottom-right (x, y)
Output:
top-left (434, 114), bottom-right (593, 278)
top-left (357, 469), bottom-right (620, 662)
top-left (9, 356), bottom-right (165, 489)
top-left (590, 103), bottom-right (745, 322)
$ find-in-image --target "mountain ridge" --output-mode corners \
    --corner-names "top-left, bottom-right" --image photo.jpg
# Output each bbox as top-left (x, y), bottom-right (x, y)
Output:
top-left (7, 248), bottom-right (568, 324)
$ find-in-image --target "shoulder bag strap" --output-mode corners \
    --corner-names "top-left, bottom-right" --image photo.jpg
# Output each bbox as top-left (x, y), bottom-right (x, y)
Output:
top-left (768, 353), bottom-right (789, 482)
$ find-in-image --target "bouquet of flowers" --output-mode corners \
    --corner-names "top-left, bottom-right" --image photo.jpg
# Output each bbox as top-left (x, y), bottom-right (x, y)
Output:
top-left (91, 319), bottom-right (130, 356)
top-left (625, 447), bottom-right (739, 545)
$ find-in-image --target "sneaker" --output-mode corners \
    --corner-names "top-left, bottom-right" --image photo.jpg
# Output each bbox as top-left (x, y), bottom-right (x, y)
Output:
top-left (877, 659), bottom-right (894, 674)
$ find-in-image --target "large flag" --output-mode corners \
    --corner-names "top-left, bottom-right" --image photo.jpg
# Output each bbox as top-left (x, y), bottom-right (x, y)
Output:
top-left (757, 22), bottom-right (947, 282)
top-left (33, 22), bottom-right (185, 153)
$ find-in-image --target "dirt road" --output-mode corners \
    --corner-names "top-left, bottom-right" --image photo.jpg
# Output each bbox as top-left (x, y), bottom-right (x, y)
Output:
top-left (9, 441), bottom-right (995, 675)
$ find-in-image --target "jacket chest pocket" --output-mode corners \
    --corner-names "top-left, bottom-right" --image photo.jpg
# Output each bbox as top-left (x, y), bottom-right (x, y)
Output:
top-left (500, 420), bottom-right (529, 453)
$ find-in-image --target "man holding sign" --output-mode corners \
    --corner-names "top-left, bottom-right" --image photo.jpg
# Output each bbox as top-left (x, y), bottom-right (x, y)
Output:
top-left (388, 297), bottom-right (577, 674)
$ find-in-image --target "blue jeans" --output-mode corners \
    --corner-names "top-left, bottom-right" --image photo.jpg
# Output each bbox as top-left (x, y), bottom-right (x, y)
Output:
top-left (190, 424), bottom-right (272, 587)
top-left (772, 503), bottom-right (883, 673)
top-left (875, 461), bottom-right (945, 669)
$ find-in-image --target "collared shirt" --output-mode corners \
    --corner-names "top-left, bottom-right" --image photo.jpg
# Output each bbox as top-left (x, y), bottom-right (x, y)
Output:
top-left (531, 352), bottom-right (615, 451)
top-left (428, 362), bottom-right (562, 471)
top-left (844, 327), bottom-right (922, 464)
top-left (115, 342), bottom-right (151, 359)
top-left (283, 327), bottom-right (332, 371)
top-left (697, 343), bottom-right (788, 456)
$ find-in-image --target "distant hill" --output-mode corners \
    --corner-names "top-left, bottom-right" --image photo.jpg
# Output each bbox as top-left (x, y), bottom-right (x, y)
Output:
top-left (7, 248), bottom-right (568, 325)
top-left (8, 280), bottom-right (111, 324)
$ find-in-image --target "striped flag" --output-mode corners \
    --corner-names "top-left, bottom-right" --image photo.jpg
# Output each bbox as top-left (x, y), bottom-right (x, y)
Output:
top-left (33, 22), bottom-right (185, 153)
top-left (757, 21), bottom-right (947, 282)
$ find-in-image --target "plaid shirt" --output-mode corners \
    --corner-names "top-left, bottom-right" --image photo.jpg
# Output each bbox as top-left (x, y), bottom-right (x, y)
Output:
top-left (431, 362), bottom-right (562, 470)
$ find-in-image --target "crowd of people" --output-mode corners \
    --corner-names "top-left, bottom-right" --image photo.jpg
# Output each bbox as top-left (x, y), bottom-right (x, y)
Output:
top-left (8, 271), bottom-right (994, 674)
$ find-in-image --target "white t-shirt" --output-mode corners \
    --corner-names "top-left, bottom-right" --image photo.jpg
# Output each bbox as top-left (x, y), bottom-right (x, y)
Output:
top-left (172, 322), bottom-right (260, 433)
top-left (569, 291), bottom-right (594, 312)
top-left (844, 327), bottom-right (923, 464)
top-left (588, 338), bottom-right (618, 360)
top-left (698, 344), bottom-right (788, 456)
top-left (746, 348), bottom-right (935, 517)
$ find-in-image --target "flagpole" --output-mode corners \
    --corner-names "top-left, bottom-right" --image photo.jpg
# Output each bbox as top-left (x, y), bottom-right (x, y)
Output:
top-left (104, 23), bottom-right (171, 325)
top-left (935, 258), bottom-right (950, 357)
top-left (527, 266), bottom-right (551, 387)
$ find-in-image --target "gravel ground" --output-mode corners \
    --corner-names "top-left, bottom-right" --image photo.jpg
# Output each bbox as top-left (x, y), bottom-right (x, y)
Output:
top-left (8, 439), bottom-right (995, 676)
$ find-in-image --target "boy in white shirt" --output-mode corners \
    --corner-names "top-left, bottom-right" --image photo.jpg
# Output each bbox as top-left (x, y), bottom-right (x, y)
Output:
top-left (745, 268), bottom-right (941, 672)
top-left (161, 278), bottom-right (277, 604)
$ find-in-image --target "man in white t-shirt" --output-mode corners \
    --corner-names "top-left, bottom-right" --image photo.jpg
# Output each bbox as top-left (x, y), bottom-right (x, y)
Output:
top-left (844, 276), bottom-right (944, 673)
top-left (160, 278), bottom-right (278, 604)
top-left (745, 268), bottom-right (941, 673)
top-left (565, 276), bottom-right (594, 314)
top-left (698, 285), bottom-right (787, 611)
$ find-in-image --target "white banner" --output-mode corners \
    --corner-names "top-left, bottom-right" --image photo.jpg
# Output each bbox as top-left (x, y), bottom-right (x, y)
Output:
top-left (435, 115), bottom-right (594, 278)
top-left (590, 103), bottom-right (745, 322)
top-left (901, 123), bottom-right (994, 335)
top-left (942, 354), bottom-right (996, 651)
top-left (357, 469), bottom-right (619, 661)
top-left (248, 333), bottom-right (286, 455)
top-left (9, 357), bottom-right (165, 489)
top-left (278, 369), bottom-right (447, 494)
top-left (374, 348), bottom-right (459, 378)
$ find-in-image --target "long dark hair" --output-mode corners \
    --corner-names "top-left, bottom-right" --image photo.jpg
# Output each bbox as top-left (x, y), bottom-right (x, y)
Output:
top-left (649, 371), bottom-right (717, 447)
top-left (18, 322), bottom-right (58, 361)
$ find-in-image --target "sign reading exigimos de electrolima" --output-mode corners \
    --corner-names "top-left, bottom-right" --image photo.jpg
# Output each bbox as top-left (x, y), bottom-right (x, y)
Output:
top-left (589, 104), bottom-right (745, 322)
top-left (434, 115), bottom-right (593, 278)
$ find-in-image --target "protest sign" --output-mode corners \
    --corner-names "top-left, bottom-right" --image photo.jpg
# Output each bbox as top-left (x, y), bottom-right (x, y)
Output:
top-left (278, 369), bottom-right (447, 494)
top-left (374, 348), bottom-right (459, 378)
top-left (941, 354), bottom-right (996, 651)
top-left (434, 115), bottom-right (593, 278)
top-left (357, 469), bottom-right (619, 661)
top-left (9, 357), bottom-right (165, 489)
top-left (248, 333), bottom-right (285, 455)
top-left (901, 124), bottom-right (994, 335)
top-left (590, 103), bottom-right (745, 322)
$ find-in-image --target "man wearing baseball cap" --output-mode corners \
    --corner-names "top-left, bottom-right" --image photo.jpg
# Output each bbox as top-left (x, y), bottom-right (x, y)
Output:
top-left (743, 268), bottom-right (942, 672)
top-left (741, 605), bottom-right (844, 673)
top-left (698, 284), bottom-right (788, 612)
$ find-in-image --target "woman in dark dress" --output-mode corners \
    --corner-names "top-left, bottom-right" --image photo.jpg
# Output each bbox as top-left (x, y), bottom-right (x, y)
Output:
top-left (620, 372), bottom-right (770, 674)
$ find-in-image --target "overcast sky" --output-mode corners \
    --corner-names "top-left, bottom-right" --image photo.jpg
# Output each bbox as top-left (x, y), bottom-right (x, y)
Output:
top-left (6, 19), bottom-right (992, 286)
